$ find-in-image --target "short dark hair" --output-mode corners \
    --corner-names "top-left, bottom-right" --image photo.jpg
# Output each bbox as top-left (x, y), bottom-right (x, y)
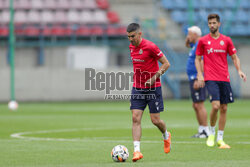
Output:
top-left (127, 23), bottom-right (140, 33)
top-left (207, 14), bottom-right (220, 22)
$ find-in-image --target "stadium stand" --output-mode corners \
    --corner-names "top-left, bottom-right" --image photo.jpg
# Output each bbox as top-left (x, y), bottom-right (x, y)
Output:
top-left (0, 0), bottom-right (125, 38)
top-left (161, 0), bottom-right (250, 36)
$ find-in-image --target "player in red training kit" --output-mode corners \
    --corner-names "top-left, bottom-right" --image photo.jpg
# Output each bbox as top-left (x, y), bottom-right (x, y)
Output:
top-left (195, 14), bottom-right (247, 149)
top-left (127, 23), bottom-right (171, 162)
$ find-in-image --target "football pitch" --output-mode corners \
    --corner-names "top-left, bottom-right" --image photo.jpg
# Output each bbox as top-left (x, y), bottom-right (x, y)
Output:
top-left (0, 100), bottom-right (249, 167)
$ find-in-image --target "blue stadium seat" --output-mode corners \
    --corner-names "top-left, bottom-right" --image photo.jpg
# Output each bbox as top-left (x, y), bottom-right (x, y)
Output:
top-left (175, 0), bottom-right (188, 10)
top-left (171, 10), bottom-right (186, 24)
top-left (211, 0), bottom-right (224, 9)
top-left (235, 10), bottom-right (248, 23)
top-left (199, 0), bottom-right (212, 9)
top-left (229, 24), bottom-right (248, 36)
top-left (239, 0), bottom-right (250, 9)
top-left (223, 9), bottom-right (234, 22)
top-left (161, 0), bottom-right (175, 10)
top-left (191, 0), bottom-right (200, 10)
top-left (224, 0), bottom-right (236, 9)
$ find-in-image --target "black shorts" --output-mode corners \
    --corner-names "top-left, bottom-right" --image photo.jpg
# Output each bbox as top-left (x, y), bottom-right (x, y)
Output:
top-left (189, 80), bottom-right (206, 102)
top-left (130, 87), bottom-right (164, 113)
top-left (205, 81), bottom-right (234, 104)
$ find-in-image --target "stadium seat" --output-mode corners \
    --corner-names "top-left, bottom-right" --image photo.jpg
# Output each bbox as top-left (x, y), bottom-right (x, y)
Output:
top-left (175, 0), bottom-right (188, 10)
top-left (14, 10), bottom-right (27, 25)
top-left (229, 24), bottom-right (248, 36)
top-left (117, 26), bottom-right (127, 36)
top-left (171, 10), bottom-right (185, 24)
top-left (106, 26), bottom-right (118, 35)
top-left (15, 0), bottom-right (30, 10)
top-left (224, 0), bottom-right (235, 9)
top-left (41, 26), bottom-right (52, 36)
top-left (80, 10), bottom-right (94, 24)
top-left (75, 26), bottom-right (91, 36)
top-left (199, 0), bottom-right (212, 9)
top-left (41, 10), bottom-right (54, 25)
top-left (223, 9), bottom-right (234, 22)
top-left (44, 0), bottom-right (57, 10)
top-left (67, 10), bottom-right (80, 24)
top-left (1, 0), bottom-right (9, 9)
top-left (14, 26), bottom-right (25, 36)
top-left (51, 26), bottom-right (65, 36)
top-left (235, 10), bottom-right (248, 23)
top-left (24, 26), bottom-right (40, 36)
top-left (90, 25), bottom-right (104, 35)
top-left (211, 0), bottom-right (224, 9)
top-left (83, 0), bottom-right (97, 9)
top-left (107, 11), bottom-right (120, 24)
top-left (54, 10), bottom-right (67, 24)
top-left (70, 0), bottom-right (84, 9)
top-left (239, 0), bottom-right (250, 9)
top-left (191, 0), bottom-right (200, 10)
top-left (0, 10), bottom-right (10, 24)
top-left (96, 0), bottom-right (109, 10)
top-left (27, 10), bottom-right (41, 24)
top-left (93, 10), bottom-right (108, 24)
top-left (0, 26), bottom-right (9, 36)
top-left (57, 0), bottom-right (70, 10)
top-left (31, 0), bottom-right (43, 9)
top-left (161, 0), bottom-right (175, 10)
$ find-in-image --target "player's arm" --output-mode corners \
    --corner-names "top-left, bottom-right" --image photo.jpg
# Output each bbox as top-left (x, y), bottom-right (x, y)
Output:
top-left (145, 56), bottom-right (170, 87)
top-left (231, 54), bottom-right (247, 82)
top-left (195, 55), bottom-right (205, 88)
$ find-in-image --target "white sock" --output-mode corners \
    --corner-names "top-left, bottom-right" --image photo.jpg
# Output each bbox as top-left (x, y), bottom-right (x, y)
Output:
top-left (162, 130), bottom-right (169, 140)
top-left (198, 126), bottom-right (204, 133)
top-left (204, 126), bottom-right (209, 135)
top-left (133, 141), bottom-right (140, 152)
top-left (210, 126), bottom-right (216, 135)
top-left (217, 130), bottom-right (224, 141)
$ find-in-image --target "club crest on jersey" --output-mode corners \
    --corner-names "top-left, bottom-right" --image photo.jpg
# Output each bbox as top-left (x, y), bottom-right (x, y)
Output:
top-left (139, 49), bottom-right (143, 54)
top-left (220, 40), bottom-right (224, 46)
top-left (208, 41), bottom-right (211, 45)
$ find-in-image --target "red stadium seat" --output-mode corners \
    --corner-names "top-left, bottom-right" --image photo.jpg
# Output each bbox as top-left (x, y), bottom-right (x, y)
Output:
top-left (41, 26), bottom-right (52, 36)
top-left (96, 0), bottom-right (109, 9)
top-left (51, 26), bottom-right (65, 36)
top-left (75, 26), bottom-right (91, 36)
top-left (0, 26), bottom-right (9, 36)
top-left (117, 26), bottom-right (127, 35)
top-left (24, 26), bottom-right (40, 36)
top-left (107, 11), bottom-right (120, 24)
top-left (106, 26), bottom-right (117, 35)
top-left (90, 26), bottom-right (104, 36)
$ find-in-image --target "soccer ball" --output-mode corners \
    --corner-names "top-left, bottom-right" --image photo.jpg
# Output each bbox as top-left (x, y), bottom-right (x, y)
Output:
top-left (8, 101), bottom-right (18, 111)
top-left (111, 145), bottom-right (129, 162)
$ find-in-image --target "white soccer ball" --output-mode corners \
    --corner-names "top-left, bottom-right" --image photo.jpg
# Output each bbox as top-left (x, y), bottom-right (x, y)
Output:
top-left (111, 145), bottom-right (129, 162)
top-left (8, 101), bottom-right (18, 111)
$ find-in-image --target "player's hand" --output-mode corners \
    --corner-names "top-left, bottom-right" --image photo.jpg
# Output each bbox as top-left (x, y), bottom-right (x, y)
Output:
top-left (197, 74), bottom-right (205, 88)
top-left (193, 80), bottom-right (200, 90)
top-left (238, 71), bottom-right (247, 82)
top-left (145, 78), bottom-right (155, 87)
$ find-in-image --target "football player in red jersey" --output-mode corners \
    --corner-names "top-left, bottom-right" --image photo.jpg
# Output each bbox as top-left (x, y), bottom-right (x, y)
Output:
top-left (127, 23), bottom-right (171, 162)
top-left (195, 14), bottom-right (247, 149)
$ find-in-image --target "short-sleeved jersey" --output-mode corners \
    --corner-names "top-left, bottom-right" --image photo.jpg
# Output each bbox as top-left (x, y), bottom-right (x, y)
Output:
top-left (186, 42), bottom-right (199, 81)
top-left (196, 34), bottom-right (237, 82)
top-left (129, 38), bottom-right (164, 88)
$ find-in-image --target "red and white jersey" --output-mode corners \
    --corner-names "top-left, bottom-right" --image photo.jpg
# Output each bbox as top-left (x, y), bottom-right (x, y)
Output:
top-left (129, 38), bottom-right (164, 88)
top-left (196, 34), bottom-right (237, 82)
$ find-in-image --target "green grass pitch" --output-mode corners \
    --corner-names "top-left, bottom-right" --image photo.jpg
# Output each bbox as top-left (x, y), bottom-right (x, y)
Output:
top-left (0, 100), bottom-right (250, 167)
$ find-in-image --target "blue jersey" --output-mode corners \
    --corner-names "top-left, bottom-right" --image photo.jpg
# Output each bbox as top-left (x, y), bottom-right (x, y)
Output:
top-left (186, 42), bottom-right (198, 81)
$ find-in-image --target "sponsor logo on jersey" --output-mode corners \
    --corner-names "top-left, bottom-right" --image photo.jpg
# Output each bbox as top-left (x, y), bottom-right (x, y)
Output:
top-left (133, 58), bottom-right (145, 62)
top-left (207, 48), bottom-right (213, 54)
top-left (207, 48), bottom-right (226, 54)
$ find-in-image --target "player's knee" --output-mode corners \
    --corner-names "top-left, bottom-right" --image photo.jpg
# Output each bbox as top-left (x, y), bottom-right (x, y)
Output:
top-left (193, 103), bottom-right (199, 110)
top-left (212, 103), bottom-right (220, 111)
top-left (132, 115), bottom-right (141, 124)
top-left (220, 105), bottom-right (227, 112)
top-left (151, 118), bottom-right (160, 126)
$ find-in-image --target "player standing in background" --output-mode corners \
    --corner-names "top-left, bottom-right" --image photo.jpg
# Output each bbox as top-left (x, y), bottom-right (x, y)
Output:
top-left (195, 14), bottom-right (247, 148)
top-left (185, 26), bottom-right (209, 138)
top-left (127, 23), bottom-right (171, 162)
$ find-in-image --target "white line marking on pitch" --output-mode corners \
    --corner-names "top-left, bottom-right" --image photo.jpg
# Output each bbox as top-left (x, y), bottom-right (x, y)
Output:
top-left (10, 128), bottom-right (250, 145)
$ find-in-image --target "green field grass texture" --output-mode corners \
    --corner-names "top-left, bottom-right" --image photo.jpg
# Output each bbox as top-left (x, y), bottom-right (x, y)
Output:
top-left (0, 100), bottom-right (250, 167)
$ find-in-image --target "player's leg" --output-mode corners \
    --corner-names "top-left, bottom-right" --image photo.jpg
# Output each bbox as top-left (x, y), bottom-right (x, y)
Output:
top-left (148, 87), bottom-right (171, 153)
top-left (217, 82), bottom-right (234, 149)
top-left (189, 80), bottom-right (208, 138)
top-left (205, 81), bottom-right (220, 147)
top-left (130, 87), bottom-right (146, 162)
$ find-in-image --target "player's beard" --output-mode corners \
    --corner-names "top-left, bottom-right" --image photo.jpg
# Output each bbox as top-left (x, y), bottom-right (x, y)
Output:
top-left (210, 27), bottom-right (218, 34)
